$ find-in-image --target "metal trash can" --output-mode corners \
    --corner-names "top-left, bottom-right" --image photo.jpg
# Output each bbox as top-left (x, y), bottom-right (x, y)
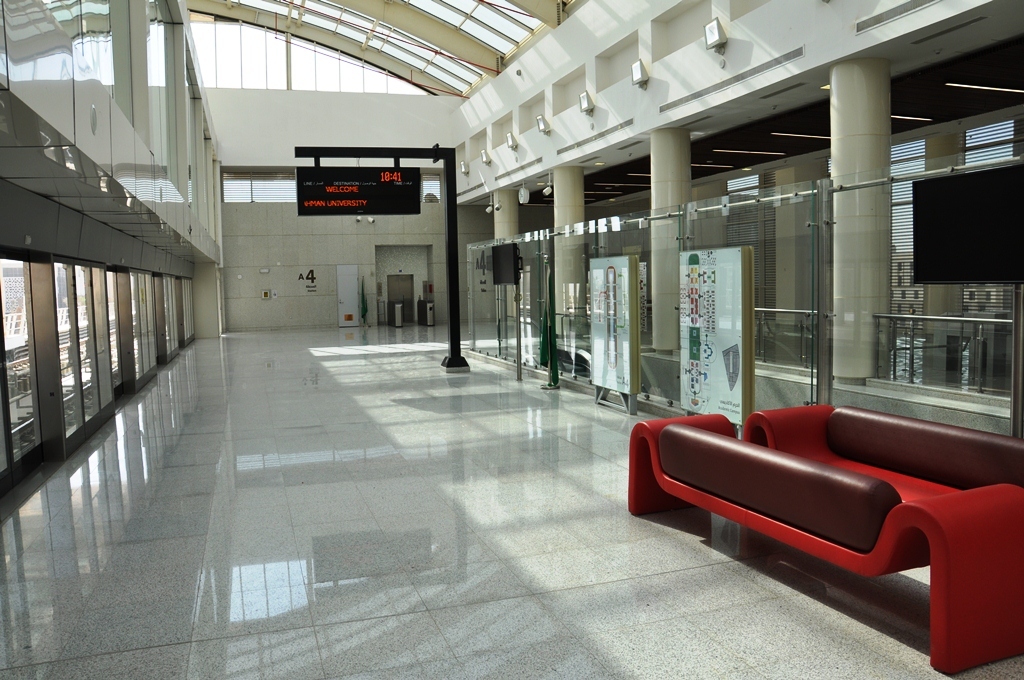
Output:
top-left (393, 302), bottom-right (403, 327)
top-left (425, 302), bottom-right (435, 326)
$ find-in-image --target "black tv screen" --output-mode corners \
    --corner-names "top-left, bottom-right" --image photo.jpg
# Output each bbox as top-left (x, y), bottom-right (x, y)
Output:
top-left (492, 243), bottom-right (520, 285)
top-left (913, 163), bottom-right (1024, 284)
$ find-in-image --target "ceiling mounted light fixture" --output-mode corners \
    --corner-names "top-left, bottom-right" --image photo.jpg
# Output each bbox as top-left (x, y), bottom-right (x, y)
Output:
top-left (480, 149), bottom-right (492, 165)
top-left (771, 132), bottom-right (831, 140)
top-left (460, 160), bottom-right (469, 175)
top-left (506, 132), bottom-right (518, 151)
top-left (631, 60), bottom-right (650, 90)
top-left (891, 115), bottom-right (933, 122)
top-left (704, 18), bottom-right (728, 54)
top-left (579, 91), bottom-right (595, 116)
top-left (536, 115), bottom-right (551, 135)
top-left (713, 149), bottom-right (786, 156)
top-left (946, 82), bottom-right (1024, 94)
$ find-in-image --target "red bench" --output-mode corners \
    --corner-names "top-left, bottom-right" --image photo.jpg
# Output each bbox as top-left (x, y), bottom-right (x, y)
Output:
top-left (628, 405), bottom-right (1024, 673)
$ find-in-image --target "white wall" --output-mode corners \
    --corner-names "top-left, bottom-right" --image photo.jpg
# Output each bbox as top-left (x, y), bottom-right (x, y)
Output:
top-left (221, 202), bottom-right (492, 331)
top-left (208, 89), bottom-right (463, 166)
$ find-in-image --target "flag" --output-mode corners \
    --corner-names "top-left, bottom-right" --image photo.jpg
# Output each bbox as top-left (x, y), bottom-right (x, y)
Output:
top-left (539, 259), bottom-right (559, 389)
top-left (360, 277), bottom-right (368, 325)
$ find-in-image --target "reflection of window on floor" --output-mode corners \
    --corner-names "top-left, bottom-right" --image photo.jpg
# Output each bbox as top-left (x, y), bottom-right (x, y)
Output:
top-left (230, 560), bottom-right (309, 622)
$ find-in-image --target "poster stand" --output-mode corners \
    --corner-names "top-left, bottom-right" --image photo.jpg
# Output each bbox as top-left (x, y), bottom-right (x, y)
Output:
top-left (590, 255), bottom-right (640, 415)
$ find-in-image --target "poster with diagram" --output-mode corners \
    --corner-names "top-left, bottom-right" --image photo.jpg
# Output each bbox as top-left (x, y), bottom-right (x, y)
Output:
top-left (679, 247), bottom-right (754, 425)
top-left (590, 256), bottom-right (640, 394)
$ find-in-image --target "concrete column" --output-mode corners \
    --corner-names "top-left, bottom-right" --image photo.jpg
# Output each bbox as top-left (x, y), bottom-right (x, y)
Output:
top-left (193, 262), bottom-right (222, 338)
top-left (830, 58), bottom-right (891, 384)
top-left (922, 134), bottom-right (963, 316)
top-left (650, 128), bottom-right (691, 353)
top-left (493, 189), bottom-right (519, 240)
top-left (553, 166), bottom-right (585, 315)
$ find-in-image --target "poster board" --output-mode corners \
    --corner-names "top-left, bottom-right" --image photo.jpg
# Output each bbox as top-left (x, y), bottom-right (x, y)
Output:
top-left (590, 256), bottom-right (640, 394)
top-left (679, 247), bottom-right (754, 425)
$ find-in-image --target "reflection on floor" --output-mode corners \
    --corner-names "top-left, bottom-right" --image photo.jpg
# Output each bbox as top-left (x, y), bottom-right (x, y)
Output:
top-left (0, 324), bottom-right (1020, 679)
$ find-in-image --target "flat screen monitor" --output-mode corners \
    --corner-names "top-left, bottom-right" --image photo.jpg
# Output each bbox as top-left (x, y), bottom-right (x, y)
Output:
top-left (492, 243), bottom-right (520, 285)
top-left (913, 163), bottom-right (1024, 284)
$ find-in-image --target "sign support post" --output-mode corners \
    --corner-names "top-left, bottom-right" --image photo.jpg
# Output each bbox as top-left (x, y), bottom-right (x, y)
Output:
top-left (295, 145), bottom-right (469, 373)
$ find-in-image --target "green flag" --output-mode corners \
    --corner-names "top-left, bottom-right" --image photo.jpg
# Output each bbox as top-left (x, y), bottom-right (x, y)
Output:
top-left (360, 277), bottom-right (368, 325)
top-left (541, 261), bottom-right (559, 389)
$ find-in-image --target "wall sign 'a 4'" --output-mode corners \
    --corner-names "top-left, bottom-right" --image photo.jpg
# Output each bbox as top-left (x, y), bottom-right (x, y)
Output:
top-left (296, 167), bottom-right (421, 215)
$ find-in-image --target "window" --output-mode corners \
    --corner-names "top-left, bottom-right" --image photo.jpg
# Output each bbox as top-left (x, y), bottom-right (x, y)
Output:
top-left (223, 171), bottom-right (297, 202)
top-left (190, 15), bottom-right (429, 95)
top-left (421, 173), bottom-right (441, 203)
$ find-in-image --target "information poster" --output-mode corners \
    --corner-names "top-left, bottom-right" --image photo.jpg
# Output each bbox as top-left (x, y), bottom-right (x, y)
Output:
top-left (591, 256), bottom-right (640, 394)
top-left (679, 247), bottom-right (754, 425)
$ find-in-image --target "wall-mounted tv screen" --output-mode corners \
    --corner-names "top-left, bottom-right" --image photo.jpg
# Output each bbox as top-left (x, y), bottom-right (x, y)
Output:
top-left (296, 167), bottom-right (421, 216)
top-left (913, 163), bottom-right (1024, 284)
top-left (492, 243), bottom-right (520, 285)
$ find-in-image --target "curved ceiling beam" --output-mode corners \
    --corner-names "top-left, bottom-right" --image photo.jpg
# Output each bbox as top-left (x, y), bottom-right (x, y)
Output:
top-left (188, 0), bottom-right (466, 94)
top-left (502, 0), bottom-right (559, 28)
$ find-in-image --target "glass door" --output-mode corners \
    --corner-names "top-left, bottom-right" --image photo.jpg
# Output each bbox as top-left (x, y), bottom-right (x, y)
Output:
top-left (163, 276), bottom-right (177, 354)
top-left (55, 264), bottom-right (83, 437)
top-left (74, 265), bottom-right (101, 421)
top-left (131, 271), bottom-right (143, 377)
top-left (107, 271), bottom-right (121, 390)
top-left (1, 258), bottom-right (41, 473)
top-left (183, 278), bottom-right (193, 340)
top-left (145, 274), bottom-right (157, 370)
top-left (91, 268), bottom-right (114, 408)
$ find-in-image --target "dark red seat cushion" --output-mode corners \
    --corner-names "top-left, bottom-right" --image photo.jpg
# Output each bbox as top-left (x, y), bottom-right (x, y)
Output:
top-left (828, 407), bottom-right (1024, 491)
top-left (660, 424), bottom-right (902, 552)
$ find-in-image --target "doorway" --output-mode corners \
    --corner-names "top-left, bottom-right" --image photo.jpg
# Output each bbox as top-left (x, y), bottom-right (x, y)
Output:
top-left (374, 245), bottom-right (433, 325)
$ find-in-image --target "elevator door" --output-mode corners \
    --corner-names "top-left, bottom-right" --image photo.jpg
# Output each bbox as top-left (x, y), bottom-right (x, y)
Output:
top-left (387, 275), bottom-right (414, 323)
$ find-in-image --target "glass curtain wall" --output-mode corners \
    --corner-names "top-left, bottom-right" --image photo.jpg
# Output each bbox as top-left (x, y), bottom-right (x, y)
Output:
top-left (145, 275), bottom-right (158, 370)
top-left (91, 268), bottom-right (114, 408)
top-left (163, 276), bottom-right (177, 353)
top-left (74, 265), bottom-right (101, 420)
top-left (55, 264), bottom-right (83, 436)
top-left (1, 258), bottom-right (41, 467)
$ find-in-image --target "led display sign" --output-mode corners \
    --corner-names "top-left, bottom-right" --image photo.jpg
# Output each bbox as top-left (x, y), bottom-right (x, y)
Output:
top-left (296, 167), bottom-right (421, 216)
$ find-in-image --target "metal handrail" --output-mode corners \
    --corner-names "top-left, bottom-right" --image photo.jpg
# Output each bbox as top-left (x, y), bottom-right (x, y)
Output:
top-left (875, 313), bottom-right (1011, 326)
top-left (755, 308), bottom-right (814, 367)
top-left (755, 307), bottom-right (813, 316)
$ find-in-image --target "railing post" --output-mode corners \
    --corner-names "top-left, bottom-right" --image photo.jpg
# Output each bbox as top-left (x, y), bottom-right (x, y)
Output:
top-left (909, 321), bottom-right (916, 384)
top-left (1012, 284), bottom-right (1023, 437)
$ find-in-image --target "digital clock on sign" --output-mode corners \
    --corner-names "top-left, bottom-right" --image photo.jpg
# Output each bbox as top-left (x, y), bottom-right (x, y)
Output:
top-left (296, 167), bottom-right (421, 216)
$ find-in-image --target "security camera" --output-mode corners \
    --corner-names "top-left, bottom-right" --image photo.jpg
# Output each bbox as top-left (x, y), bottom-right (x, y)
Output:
top-left (368, 216), bottom-right (376, 224)
top-left (485, 205), bottom-right (493, 214)
top-left (355, 216), bottom-right (362, 222)
top-left (494, 202), bottom-right (502, 212)
top-left (542, 185), bottom-right (553, 196)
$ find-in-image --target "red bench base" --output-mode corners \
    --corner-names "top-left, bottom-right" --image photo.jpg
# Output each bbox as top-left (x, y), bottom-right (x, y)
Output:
top-left (628, 414), bottom-right (1024, 674)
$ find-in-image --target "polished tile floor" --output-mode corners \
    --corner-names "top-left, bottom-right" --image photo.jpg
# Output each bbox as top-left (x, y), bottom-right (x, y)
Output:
top-left (1, 325), bottom-right (1021, 679)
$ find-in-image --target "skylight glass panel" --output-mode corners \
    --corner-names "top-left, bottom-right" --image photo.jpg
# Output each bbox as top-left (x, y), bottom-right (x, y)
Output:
top-left (460, 19), bottom-right (514, 53)
top-left (407, 0), bottom-right (463, 28)
top-left (239, 0), bottom-right (286, 16)
top-left (473, 5), bottom-right (528, 42)
top-left (304, 14), bottom-right (339, 32)
top-left (336, 25), bottom-right (366, 43)
top-left (441, 0), bottom-right (475, 13)
top-left (432, 54), bottom-right (480, 83)
top-left (488, 0), bottom-right (542, 29)
top-left (380, 43), bottom-right (427, 71)
top-left (424, 63), bottom-right (469, 90)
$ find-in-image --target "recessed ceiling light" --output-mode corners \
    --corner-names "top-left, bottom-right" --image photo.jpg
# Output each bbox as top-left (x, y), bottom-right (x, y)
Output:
top-left (771, 132), bottom-right (830, 140)
top-left (585, 191), bottom-right (624, 195)
top-left (713, 149), bottom-right (786, 156)
top-left (536, 182), bottom-right (546, 186)
top-left (594, 162), bottom-right (606, 166)
top-left (821, 84), bottom-right (830, 90)
top-left (946, 82), bottom-right (1024, 94)
top-left (891, 115), bottom-right (933, 121)
top-left (742, 168), bottom-right (752, 171)
top-left (627, 173), bottom-right (652, 177)
top-left (691, 163), bottom-right (734, 168)
top-left (595, 182), bottom-right (649, 187)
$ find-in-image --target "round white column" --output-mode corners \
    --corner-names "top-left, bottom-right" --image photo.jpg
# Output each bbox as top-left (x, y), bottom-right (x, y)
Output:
top-left (493, 189), bottom-right (520, 241)
top-left (830, 58), bottom-right (891, 383)
top-left (650, 127), bottom-right (691, 353)
top-left (553, 166), bottom-right (585, 316)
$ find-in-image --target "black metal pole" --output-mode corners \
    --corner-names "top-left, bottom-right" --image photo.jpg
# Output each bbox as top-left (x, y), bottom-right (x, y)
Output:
top-left (295, 145), bottom-right (468, 372)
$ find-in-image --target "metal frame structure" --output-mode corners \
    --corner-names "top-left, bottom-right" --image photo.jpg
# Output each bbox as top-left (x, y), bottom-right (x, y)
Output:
top-left (295, 144), bottom-right (470, 372)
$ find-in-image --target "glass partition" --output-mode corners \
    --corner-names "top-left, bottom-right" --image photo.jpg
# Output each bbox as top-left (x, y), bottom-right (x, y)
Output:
top-left (1, 258), bottom-right (40, 464)
top-left (55, 264), bottom-right (83, 436)
top-left (183, 278), bottom-right (194, 340)
top-left (467, 181), bottom-right (820, 411)
top-left (163, 276), bottom-right (177, 354)
top-left (145, 274), bottom-right (158, 371)
top-left (131, 272), bottom-right (143, 378)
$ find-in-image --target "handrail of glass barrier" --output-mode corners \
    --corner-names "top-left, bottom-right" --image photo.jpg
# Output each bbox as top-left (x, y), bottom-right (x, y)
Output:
top-left (875, 313), bottom-right (1012, 326)
top-left (831, 155), bottom-right (1023, 193)
top-left (755, 308), bottom-right (813, 316)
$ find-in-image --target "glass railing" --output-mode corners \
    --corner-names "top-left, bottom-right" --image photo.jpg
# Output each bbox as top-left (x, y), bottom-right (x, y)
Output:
top-left (755, 308), bottom-right (814, 368)
top-left (875, 313), bottom-right (1012, 393)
